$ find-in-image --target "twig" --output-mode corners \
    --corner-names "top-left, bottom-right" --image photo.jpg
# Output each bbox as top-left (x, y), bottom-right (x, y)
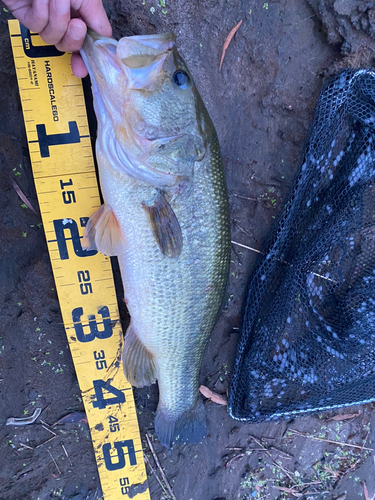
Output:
top-left (289, 429), bottom-right (374, 451)
top-left (293, 481), bottom-right (322, 486)
top-left (274, 487), bottom-right (325, 497)
top-left (249, 447), bottom-right (273, 453)
top-left (144, 453), bottom-right (169, 498)
top-left (61, 442), bottom-right (73, 467)
top-left (231, 240), bottom-right (261, 254)
top-left (225, 453), bottom-right (245, 467)
top-left (219, 20), bottom-right (242, 71)
top-left (274, 486), bottom-right (302, 497)
top-left (234, 194), bottom-right (259, 202)
top-left (36, 435), bottom-right (57, 449)
top-left (334, 456), bottom-right (362, 483)
top-left (234, 220), bottom-right (254, 238)
top-left (323, 465), bottom-right (341, 478)
top-left (47, 449), bottom-right (61, 475)
top-left (36, 424), bottom-right (58, 449)
top-left (361, 429), bottom-right (370, 453)
top-left (294, 13), bottom-right (316, 24)
top-left (145, 434), bottom-right (177, 500)
top-left (269, 446), bottom-right (293, 460)
top-left (41, 424), bottom-right (57, 436)
top-left (311, 272), bottom-right (337, 283)
top-left (231, 240), bottom-right (337, 282)
top-left (248, 435), bottom-right (297, 485)
top-left (19, 442), bottom-right (34, 450)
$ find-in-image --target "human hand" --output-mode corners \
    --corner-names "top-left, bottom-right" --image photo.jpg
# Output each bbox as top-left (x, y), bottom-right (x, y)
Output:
top-left (3, 0), bottom-right (112, 77)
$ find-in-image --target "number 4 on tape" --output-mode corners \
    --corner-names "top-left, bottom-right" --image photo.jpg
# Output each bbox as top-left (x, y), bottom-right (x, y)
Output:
top-left (8, 20), bottom-right (150, 500)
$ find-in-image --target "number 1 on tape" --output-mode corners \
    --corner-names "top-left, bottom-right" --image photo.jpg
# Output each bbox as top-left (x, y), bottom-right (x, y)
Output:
top-left (8, 20), bottom-right (150, 500)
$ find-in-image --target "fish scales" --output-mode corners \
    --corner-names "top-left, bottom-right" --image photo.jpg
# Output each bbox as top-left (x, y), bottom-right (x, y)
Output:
top-left (81, 30), bottom-right (230, 447)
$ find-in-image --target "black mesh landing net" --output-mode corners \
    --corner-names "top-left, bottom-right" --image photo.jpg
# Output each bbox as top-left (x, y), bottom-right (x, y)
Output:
top-left (228, 69), bottom-right (375, 422)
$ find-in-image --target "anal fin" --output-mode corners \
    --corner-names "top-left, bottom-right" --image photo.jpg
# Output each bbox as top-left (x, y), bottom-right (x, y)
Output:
top-left (82, 204), bottom-right (125, 256)
top-left (122, 322), bottom-right (157, 388)
top-left (142, 190), bottom-right (183, 258)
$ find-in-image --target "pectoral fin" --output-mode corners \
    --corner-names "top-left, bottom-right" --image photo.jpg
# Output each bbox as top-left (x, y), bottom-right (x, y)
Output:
top-left (142, 191), bottom-right (183, 258)
top-left (82, 204), bottom-right (125, 256)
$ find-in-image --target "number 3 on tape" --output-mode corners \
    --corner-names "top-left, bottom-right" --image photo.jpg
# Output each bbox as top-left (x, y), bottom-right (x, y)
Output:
top-left (8, 20), bottom-right (150, 500)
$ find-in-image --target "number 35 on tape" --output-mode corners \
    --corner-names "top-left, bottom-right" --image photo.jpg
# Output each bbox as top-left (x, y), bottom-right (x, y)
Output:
top-left (8, 20), bottom-right (150, 500)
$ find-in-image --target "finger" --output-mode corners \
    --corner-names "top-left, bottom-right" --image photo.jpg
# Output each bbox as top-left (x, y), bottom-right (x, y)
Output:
top-left (71, 52), bottom-right (88, 78)
top-left (55, 18), bottom-right (87, 53)
top-left (77, 0), bottom-right (112, 37)
top-left (9, 0), bottom-right (49, 33)
top-left (39, 0), bottom-right (70, 46)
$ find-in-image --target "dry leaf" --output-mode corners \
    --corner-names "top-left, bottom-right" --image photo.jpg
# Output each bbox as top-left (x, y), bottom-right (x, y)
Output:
top-left (219, 20), bottom-right (242, 72)
top-left (10, 176), bottom-right (38, 214)
top-left (329, 412), bottom-right (361, 421)
top-left (52, 412), bottom-right (88, 426)
top-left (274, 486), bottom-right (301, 497)
top-left (199, 385), bottom-right (227, 405)
top-left (363, 482), bottom-right (369, 500)
top-left (362, 482), bottom-right (375, 500)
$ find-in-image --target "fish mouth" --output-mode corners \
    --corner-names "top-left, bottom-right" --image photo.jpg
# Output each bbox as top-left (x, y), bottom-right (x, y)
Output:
top-left (80, 31), bottom-right (119, 120)
top-left (80, 31), bottom-right (182, 188)
top-left (81, 29), bottom-right (118, 73)
top-left (80, 30), bottom-right (176, 120)
top-left (80, 30), bottom-right (175, 94)
top-left (117, 33), bottom-right (175, 71)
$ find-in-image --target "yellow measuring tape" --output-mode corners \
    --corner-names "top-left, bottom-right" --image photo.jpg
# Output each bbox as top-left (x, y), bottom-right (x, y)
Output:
top-left (8, 19), bottom-right (150, 500)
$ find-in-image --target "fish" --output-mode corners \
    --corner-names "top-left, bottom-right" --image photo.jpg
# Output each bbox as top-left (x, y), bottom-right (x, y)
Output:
top-left (80, 30), bottom-right (230, 448)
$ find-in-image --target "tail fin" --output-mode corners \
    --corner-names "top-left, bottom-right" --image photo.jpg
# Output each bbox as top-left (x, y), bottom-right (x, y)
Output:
top-left (155, 398), bottom-right (206, 448)
top-left (122, 323), bottom-right (157, 388)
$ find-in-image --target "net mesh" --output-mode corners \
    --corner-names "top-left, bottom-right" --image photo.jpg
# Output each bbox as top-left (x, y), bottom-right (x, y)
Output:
top-left (228, 69), bottom-right (375, 422)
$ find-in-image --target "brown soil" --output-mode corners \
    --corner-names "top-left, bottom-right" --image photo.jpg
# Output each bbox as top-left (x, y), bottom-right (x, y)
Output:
top-left (1, 0), bottom-right (375, 499)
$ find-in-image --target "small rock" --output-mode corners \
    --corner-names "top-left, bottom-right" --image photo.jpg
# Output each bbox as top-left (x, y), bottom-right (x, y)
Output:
top-left (28, 388), bottom-right (38, 401)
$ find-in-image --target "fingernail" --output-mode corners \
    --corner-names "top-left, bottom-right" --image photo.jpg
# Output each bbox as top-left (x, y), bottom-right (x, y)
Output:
top-left (69, 23), bottom-right (86, 41)
top-left (56, 1), bottom-right (69, 14)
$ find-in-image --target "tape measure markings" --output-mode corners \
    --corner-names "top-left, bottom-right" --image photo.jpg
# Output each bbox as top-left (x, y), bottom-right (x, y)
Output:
top-left (9, 19), bottom-right (150, 500)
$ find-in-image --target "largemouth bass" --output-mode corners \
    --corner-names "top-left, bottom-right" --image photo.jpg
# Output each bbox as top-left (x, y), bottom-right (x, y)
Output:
top-left (80, 30), bottom-right (230, 447)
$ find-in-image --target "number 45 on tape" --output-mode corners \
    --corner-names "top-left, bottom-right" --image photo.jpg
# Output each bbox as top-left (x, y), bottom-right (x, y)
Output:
top-left (8, 20), bottom-right (150, 500)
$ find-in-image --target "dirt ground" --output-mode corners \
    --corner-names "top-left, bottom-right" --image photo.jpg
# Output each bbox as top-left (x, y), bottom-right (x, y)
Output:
top-left (1, 0), bottom-right (375, 499)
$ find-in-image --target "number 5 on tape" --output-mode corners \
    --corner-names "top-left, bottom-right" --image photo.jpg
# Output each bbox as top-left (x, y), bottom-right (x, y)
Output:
top-left (8, 19), bottom-right (150, 500)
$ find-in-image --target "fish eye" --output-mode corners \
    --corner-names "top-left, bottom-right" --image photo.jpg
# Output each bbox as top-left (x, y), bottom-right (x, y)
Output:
top-left (172, 70), bottom-right (190, 89)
